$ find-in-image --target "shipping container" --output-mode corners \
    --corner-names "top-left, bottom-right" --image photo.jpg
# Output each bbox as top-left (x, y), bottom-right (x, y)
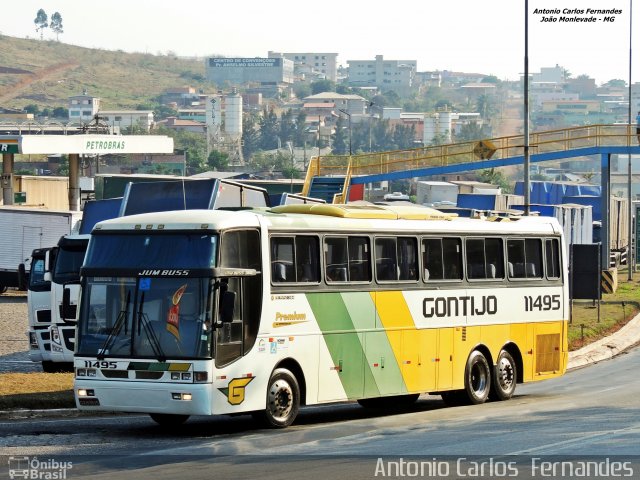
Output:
top-left (416, 181), bottom-right (458, 205)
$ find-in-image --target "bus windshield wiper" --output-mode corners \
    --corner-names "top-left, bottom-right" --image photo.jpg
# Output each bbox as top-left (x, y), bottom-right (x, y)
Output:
top-left (136, 292), bottom-right (166, 362)
top-left (97, 291), bottom-right (130, 359)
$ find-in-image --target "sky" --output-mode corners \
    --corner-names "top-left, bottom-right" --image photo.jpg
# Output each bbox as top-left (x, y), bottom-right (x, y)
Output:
top-left (1, 0), bottom-right (638, 85)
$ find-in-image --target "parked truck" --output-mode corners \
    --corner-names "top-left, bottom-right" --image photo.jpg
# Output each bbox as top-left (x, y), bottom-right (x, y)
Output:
top-left (0, 207), bottom-right (82, 293)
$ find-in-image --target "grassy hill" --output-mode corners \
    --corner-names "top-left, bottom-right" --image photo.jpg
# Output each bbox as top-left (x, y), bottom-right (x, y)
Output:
top-left (0, 35), bottom-right (210, 111)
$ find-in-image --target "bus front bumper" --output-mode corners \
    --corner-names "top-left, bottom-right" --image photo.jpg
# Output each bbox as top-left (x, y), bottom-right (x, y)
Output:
top-left (74, 380), bottom-right (213, 416)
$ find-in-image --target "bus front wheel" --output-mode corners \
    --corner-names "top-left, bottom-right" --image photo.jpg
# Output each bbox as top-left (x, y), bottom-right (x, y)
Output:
top-left (463, 350), bottom-right (491, 405)
top-left (255, 368), bottom-right (300, 428)
top-left (149, 413), bottom-right (190, 427)
top-left (490, 350), bottom-right (517, 401)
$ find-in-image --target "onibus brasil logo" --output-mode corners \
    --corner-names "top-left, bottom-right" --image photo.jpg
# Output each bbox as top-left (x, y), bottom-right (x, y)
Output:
top-left (8, 456), bottom-right (73, 479)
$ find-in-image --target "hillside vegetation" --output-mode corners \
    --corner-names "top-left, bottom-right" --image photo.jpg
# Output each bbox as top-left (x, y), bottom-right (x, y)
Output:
top-left (0, 35), bottom-right (209, 110)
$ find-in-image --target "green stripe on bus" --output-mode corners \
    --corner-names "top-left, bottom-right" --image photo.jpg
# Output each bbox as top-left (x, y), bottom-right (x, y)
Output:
top-left (307, 292), bottom-right (379, 399)
top-left (341, 292), bottom-right (407, 396)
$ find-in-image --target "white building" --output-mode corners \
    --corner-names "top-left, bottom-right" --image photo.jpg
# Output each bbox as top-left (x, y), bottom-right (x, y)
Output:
top-left (68, 94), bottom-right (100, 123)
top-left (347, 55), bottom-right (416, 93)
top-left (269, 51), bottom-right (338, 82)
top-left (302, 92), bottom-right (368, 115)
top-left (100, 111), bottom-right (154, 132)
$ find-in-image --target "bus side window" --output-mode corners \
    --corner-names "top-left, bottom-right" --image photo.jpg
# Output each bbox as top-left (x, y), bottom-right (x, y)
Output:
top-left (545, 238), bottom-right (561, 279)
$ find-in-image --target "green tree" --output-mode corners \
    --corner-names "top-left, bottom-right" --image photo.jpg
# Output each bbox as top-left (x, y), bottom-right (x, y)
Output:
top-left (331, 116), bottom-right (348, 154)
top-left (293, 111), bottom-right (307, 146)
top-left (476, 94), bottom-right (495, 120)
top-left (258, 107), bottom-right (279, 150)
top-left (311, 79), bottom-right (336, 95)
top-left (24, 104), bottom-right (40, 115)
top-left (293, 83), bottom-right (312, 99)
top-left (455, 121), bottom-right (488, 142)
top-left (50, 12), bottom-right (63, 40)
top-left (279, 109), bottom-right (297, 144)
top-left (52, 107), bottom-right (67, 118)
top-left (207, 149), bottom-right (229, 171)
top-left (604, 79), bottom-right (626, 88)
top-left (34, 9), bottom-right (48, 40)
top-left (155, 126), bottom-right (207, 174)
top-left (56, 155), bottom-right (69, 176)
top-left (481, 75), bottom-right (500, 84)
top-left (478, 168), bottom-right (511, 193)
top-left (242, 113), bottom-right (261, 160)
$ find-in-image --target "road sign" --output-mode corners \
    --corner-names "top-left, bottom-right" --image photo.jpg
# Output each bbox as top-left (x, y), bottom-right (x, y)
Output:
top-left (473, 140), bottom-right (497, 160)
top-left (14, 192), bottom-right (26, 204)
top-left (0, 143), bottom-right (19, 153)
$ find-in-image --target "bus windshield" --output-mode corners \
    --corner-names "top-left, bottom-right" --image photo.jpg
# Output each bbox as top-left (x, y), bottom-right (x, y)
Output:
top-left (76, 276), bottom-right (213, 359)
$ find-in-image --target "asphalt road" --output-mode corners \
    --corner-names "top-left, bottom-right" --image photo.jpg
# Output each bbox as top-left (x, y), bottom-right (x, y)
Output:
top-left (1, 346), bottom-right (639, 479)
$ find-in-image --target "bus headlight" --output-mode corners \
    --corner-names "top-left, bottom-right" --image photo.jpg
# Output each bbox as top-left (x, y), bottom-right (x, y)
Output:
top-left (171, 392), bottom-right (192, 401)
top-left (76, 368), bottom-right (87, 377)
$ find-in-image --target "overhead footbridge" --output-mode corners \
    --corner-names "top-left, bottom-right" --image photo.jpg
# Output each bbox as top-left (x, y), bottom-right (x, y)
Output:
top-left (301, 124), bottom-right (640, 205)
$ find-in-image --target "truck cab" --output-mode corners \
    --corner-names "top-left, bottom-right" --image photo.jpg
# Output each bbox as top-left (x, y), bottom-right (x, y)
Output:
top-left (45, 234), bottom-right (90, 369)
top-left (26, 248), bottom-right (58, 372)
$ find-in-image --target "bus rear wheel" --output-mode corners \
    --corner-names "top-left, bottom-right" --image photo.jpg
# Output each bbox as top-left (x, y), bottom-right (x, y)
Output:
top-left (490, 350), bottom-right (517, 401)
top-left (149, 413), bottom-right (190, 427)
top-left (464, 350), bottom-right (491, 404)
top-left (255, 368), bottom-right (300, 428)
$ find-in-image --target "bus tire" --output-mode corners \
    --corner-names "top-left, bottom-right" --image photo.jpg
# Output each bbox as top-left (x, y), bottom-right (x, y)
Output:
top-left (463, 350), bottom-right (491, 405)
top-left (0, 285), bottom-right (6, 294)
top-left (149, 413), bottom-right (190, 427)
top-left (490, 350), bottom-right (517, 401)
top-left (256, 368), bottom-right (300, 428)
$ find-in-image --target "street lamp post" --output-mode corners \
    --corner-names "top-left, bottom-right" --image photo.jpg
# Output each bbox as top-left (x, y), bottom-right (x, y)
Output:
top-left (339, 109), bottom-right (352, 156)
top-left (628, 0), bottom-right (634, 279)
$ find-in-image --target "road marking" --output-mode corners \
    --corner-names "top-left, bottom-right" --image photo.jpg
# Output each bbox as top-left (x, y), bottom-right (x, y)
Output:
top-left (507, 423), bottom-right (640, 454)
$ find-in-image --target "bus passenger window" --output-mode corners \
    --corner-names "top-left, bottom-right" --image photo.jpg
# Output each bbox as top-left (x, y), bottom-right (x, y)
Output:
top-left (376, 237), bottom-right (418, 282)
top-left (325, 236), bottom-right (370, 283)
top-left (423, 237), bottom-right (462, 281)
top-left (271, 236), bottom-right (320, 283)
top-left (507, 238), bottom-right (542, 279)
top-left (466, 238), bottom-right (504, 280)
top-left (545, 238), bottom-right (561, 279)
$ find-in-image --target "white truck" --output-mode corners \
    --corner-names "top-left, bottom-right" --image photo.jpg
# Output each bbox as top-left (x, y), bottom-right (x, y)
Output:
top-left (0, 207), bottom-right (82, 293)
top-left (44, 234), bottom-right (90, 369)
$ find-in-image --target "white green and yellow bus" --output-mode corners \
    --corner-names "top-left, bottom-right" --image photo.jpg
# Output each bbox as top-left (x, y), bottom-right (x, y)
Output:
top-left (74, 204), bottom-right (568, 427)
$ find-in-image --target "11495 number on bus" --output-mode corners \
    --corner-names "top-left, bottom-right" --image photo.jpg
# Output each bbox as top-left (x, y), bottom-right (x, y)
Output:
top-left (524, 294), bottom-right (561, 312)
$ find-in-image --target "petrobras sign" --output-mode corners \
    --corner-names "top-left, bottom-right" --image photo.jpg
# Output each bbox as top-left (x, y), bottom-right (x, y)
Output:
top-left (18, 134), bottom-right (174, 154)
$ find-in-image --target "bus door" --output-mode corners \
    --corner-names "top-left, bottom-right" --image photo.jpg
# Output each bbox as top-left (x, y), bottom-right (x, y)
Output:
top-left (215, 230), bottom-right (262, 368)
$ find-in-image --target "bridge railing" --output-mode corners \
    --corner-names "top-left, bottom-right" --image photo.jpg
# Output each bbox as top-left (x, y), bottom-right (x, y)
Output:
top-left (304, 124), bottom-right (637, 184)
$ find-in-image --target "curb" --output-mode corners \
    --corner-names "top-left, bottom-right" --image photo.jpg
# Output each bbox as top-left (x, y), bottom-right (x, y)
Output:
top-left (567, 309), bottom-right (640, 370)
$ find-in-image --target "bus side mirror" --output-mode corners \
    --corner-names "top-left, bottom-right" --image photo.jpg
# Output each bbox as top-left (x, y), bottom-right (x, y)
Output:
top-left (219, 291), bottom-right (236, 323)
top-left (18, 263), bottom-right (27, 290)
top-left (62, 287), bottom-right (73, 320)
